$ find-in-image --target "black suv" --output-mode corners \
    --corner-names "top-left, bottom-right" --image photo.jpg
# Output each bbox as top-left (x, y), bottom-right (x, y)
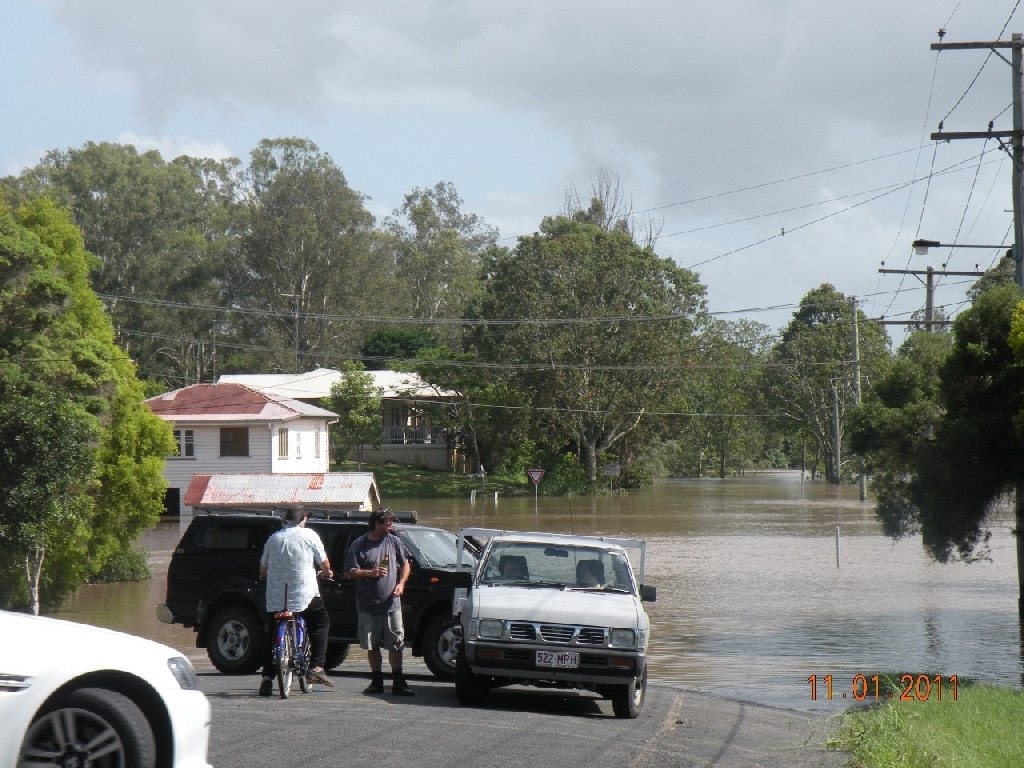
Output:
top-left (156, 510), bottom-right (475, 680)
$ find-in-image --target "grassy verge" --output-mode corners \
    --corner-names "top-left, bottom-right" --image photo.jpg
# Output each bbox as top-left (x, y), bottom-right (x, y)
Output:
top-left (333, 461), bottom-right (531, 499)
top-left (829, 677), bottom-right (1024, 767)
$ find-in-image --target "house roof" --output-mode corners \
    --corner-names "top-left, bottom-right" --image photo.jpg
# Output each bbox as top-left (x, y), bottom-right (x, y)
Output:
top-left (217, 367), bottom-right (452, 400)
top-left (145, 383), bottom-right (337, 424)
top-left (183, 472), bottom-right (381, 511)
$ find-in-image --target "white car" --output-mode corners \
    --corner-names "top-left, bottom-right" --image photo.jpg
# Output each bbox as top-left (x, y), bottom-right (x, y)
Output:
top-left (0, 610), bottom-right (212, 768)
top-left (452, 529), bottom-right (656, 718)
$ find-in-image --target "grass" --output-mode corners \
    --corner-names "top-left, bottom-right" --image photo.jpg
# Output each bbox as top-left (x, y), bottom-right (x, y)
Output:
top-left (333, 461), bottom-right (531, 499)
top-left (830, 677), bottom-right (1024, 767)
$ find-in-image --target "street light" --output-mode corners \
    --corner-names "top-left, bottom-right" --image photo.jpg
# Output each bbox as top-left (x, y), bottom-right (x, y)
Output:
top-left (911, 239), bottom-right (1011, 257)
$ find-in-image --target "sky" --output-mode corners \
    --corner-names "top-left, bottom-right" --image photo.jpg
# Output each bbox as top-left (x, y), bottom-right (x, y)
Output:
top-left (4, 0), bottom-right (1024, 341)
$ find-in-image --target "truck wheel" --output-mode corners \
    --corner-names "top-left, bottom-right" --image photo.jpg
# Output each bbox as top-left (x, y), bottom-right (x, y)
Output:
top-left (324, 642), bottom-right (349, 670)
top-left (611, 667), bottom-right (647, 719)
top-left (207, 606), bottom-right (265, 674)
top-left (454, 643), bottom-right (489, 706)
top-left (422, 613), bottom-right (460, 680)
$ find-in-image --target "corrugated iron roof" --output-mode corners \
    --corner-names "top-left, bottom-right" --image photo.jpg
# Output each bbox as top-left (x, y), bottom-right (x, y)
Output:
top-left (183, 472), bottom-right (380, 510)
top-left (218, 368), bottom-right (454, 399)
top-left (145, 383), bottom-right (337, 422)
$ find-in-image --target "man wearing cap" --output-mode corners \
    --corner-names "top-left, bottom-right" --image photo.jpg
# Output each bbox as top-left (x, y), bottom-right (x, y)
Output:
top-left (258, 503), bottom-right (333, 696)
top-left (344, 508), bottom-right (415, 696)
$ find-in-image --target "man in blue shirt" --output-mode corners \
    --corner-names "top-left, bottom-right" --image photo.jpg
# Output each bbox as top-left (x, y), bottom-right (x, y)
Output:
top-left (344, 509), bottom-right (414, 696)
top-left (259, 504), bottom-right (333, 696)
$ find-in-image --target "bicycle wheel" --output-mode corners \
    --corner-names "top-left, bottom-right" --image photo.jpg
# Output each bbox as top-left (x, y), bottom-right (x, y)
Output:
top-left (297, 619), bottom-right (312, 694)
top-left (276, 620), bottom-right (295, 699)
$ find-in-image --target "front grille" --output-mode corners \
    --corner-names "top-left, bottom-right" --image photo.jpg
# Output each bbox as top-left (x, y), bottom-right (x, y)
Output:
top-left (504, 621), bottom-right (607, 646)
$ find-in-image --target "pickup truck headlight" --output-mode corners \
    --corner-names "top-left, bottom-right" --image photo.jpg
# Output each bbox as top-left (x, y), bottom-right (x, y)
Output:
top-left (609, 628), bottom-right (636, 648)
top-left (478, 619), bottom-right (505, 639)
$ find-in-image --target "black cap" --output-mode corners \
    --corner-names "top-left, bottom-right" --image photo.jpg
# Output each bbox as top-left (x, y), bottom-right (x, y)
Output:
top-left (280, 504), bottom-right (308, 524)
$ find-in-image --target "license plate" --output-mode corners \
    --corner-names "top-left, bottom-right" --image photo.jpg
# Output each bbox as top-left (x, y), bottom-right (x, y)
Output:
top-left (536, 650), bottom-right (579, 668)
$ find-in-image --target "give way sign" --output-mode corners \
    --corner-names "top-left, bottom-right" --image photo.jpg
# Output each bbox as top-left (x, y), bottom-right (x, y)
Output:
top-left (526, 468), bottom-right (545, 486)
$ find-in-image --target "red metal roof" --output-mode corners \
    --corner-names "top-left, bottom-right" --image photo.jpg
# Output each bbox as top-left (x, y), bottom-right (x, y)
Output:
top-left (183, 472), bottom-right (380, 511)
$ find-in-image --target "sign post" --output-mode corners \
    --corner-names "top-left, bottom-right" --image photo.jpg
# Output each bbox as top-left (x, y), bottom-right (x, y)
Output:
top-left (526, 468), bottom-right (545, 514)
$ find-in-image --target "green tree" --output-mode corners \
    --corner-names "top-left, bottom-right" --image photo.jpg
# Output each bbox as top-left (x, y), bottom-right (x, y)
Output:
top-left (324, 362), bottom-right (382, 469)
top-left (0, 199), bottom-right (173, 611)
top-left (229, 138), bottom-right (380, 373)
top-left (763, 284), bottom-right (891, 483)
top-left (383, 181), bottom-right (497, 330)
top-left (7, 142), bottom-right (241, 387)
top-left (468, 216), bottom-right (707, 484)
top-left (361, 326), bottom-right (441, 370)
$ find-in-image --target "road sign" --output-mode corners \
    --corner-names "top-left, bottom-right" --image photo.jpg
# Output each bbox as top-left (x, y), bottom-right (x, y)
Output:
top-left (526, 468), bottom-right (545, 486)
top-left (602, 463), bottom-right (620, 477)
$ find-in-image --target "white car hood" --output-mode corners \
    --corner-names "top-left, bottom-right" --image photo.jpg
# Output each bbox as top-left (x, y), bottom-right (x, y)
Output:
top-left (473, 585), bottom-right (648, 629)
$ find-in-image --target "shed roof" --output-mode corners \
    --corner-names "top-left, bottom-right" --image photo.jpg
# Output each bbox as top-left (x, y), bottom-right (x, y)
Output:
top-left (183, 472), bottom-right (380, 511)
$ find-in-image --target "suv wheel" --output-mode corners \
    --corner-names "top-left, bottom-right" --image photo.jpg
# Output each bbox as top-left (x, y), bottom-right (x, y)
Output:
top-left (422, 613), bottom-right (460, 680)
top-left (207, 606), bottom-right (265, 674)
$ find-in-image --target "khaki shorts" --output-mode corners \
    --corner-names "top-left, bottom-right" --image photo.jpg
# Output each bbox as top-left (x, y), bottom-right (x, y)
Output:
top-left (357, 610), bottom-right (405, 652)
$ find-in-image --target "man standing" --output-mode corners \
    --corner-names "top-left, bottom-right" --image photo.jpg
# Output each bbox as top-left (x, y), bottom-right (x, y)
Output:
top-left (344, 509), bottom-right (414, 696)
top-left (259, 504), bottom-right (334, 696)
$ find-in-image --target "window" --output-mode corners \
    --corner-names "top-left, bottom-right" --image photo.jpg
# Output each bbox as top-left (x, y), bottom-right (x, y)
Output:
top-left (172, 429), bottom-right (194, 458)
top-left (278, 428), bottom-right (289, 459)
top-left (296, 432), bottom-right (302, 459)
top-left (314, 427), bottom-right (321, 459)
top-left (219, 427), bottom-right (249, 457)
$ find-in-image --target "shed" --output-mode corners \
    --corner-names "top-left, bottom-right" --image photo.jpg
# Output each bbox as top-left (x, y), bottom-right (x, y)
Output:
top-left (183, 472), bottom-right (381, 514)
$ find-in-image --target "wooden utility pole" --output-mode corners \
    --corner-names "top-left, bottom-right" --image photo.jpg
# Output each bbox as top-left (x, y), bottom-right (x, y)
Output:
top-left (877, 266), bottom-right (987, 330)
top-left (931, 32), bottom-right (1024, 612)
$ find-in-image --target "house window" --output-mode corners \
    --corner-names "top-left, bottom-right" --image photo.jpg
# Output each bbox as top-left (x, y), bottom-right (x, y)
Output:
top-left (220, 427), bottom-right (249, 457)
top-left (172, 429), bottom-right (194, 458)
top-left (314, 427), bottom-right (321, 459)
top-left (278, 428), bottom-right (289, 459)
top-left (296, 432), bottom-right (302, 459)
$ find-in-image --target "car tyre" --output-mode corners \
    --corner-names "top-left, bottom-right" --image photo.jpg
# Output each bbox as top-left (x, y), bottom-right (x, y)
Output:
top-left (21, 687), bottom-right (157, 768)
top-left (611, 666), bottom-right (647, 719)
top-left (422, 613), bottom-right (460, 680)
top-left (207, 605), bottom-right (265, 674)
top-left (324, 642), bottom-right (349, 671)
top-left (454, 642), bottom-right (489, 706)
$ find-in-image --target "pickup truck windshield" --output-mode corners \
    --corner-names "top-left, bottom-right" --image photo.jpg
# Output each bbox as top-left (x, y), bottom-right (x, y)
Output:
top-left (480, 543), bottom-right (635, 593)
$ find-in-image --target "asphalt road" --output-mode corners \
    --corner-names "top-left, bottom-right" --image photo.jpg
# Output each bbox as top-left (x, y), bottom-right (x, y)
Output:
top-left (199, 659), bottom-right (850, 768)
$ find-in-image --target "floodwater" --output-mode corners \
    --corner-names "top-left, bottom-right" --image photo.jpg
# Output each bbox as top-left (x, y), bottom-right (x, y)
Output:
top-left (54, 471), bottom-right (1023, 711)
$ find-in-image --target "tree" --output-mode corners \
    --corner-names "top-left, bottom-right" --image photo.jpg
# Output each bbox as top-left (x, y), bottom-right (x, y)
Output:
top-left (383, 181), bottom-right (497, 335)
top-left (0, 392), bottom-right (95, 614)
top-left (467, 215), bottom-right (707, 484)
top-left (0, 199), bottom-right (174, 611)
top-left (763, 284), bottom-right (891, 483)
top-left (229, 138), bottom-right (381, 373)
top-left (361, 326), bottom-right (441, 370)
top-left (324, 362), bottom-right (382, 469)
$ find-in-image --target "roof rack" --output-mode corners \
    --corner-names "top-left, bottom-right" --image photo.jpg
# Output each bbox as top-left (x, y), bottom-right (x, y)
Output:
top-left (195, 507), bottom-right (418, 523)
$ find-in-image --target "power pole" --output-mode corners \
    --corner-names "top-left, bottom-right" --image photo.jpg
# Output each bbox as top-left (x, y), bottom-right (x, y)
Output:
top-left (877, 266), bottom-right (986, 330)
top-left (850, 297), bottom-right (866, 501)
top-left (931, 32), bottom-right (1024, 613)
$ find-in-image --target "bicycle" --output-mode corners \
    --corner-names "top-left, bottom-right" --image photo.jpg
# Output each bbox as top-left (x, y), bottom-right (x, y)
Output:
top-left (273, 609), bottom-right (312, 698)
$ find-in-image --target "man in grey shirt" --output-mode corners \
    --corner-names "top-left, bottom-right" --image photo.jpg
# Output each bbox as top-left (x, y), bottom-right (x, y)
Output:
top-left (344, 508), bottom-right (414, 696)
top-left (259, 504), bottom-right (333, 696)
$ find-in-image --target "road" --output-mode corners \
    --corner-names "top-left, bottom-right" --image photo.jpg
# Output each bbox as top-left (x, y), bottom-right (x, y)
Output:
top-left (200, 659), bottom-right (850, 768)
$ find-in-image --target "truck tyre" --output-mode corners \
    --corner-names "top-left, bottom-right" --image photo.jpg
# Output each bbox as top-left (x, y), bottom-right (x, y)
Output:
top-left (454, 643), bottom-right (489, 706)
top-left (324, 642), bottom-right (349, 670)
top-left (611, 667), bottom-right (647, 719)
top-left (207, 605), bottom-right (265, 674)
top-left (422, 613), bottom-right (460, 680)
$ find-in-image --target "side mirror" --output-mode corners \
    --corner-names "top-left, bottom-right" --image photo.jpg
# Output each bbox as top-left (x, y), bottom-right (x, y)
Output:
top-left (640, 584), bottom-right (657, 603)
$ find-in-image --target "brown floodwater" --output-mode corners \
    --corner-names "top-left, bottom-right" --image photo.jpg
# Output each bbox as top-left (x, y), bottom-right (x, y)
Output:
top-left (54, 471), bottom-right (1023, 710)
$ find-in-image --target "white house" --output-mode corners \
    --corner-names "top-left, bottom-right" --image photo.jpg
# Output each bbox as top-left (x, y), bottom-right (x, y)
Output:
top-left (218, 368), bottom-right (457, 471)
top-left (145, 382), bottom-right (338, 515)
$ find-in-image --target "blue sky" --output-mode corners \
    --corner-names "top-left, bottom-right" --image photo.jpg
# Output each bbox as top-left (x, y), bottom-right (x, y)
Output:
top-left (4, 1), bottom-right (1023, 338)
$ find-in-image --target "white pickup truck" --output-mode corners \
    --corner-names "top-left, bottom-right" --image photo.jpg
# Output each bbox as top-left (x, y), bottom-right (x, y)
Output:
top-left (452, 528), bottom-right (656, 718)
